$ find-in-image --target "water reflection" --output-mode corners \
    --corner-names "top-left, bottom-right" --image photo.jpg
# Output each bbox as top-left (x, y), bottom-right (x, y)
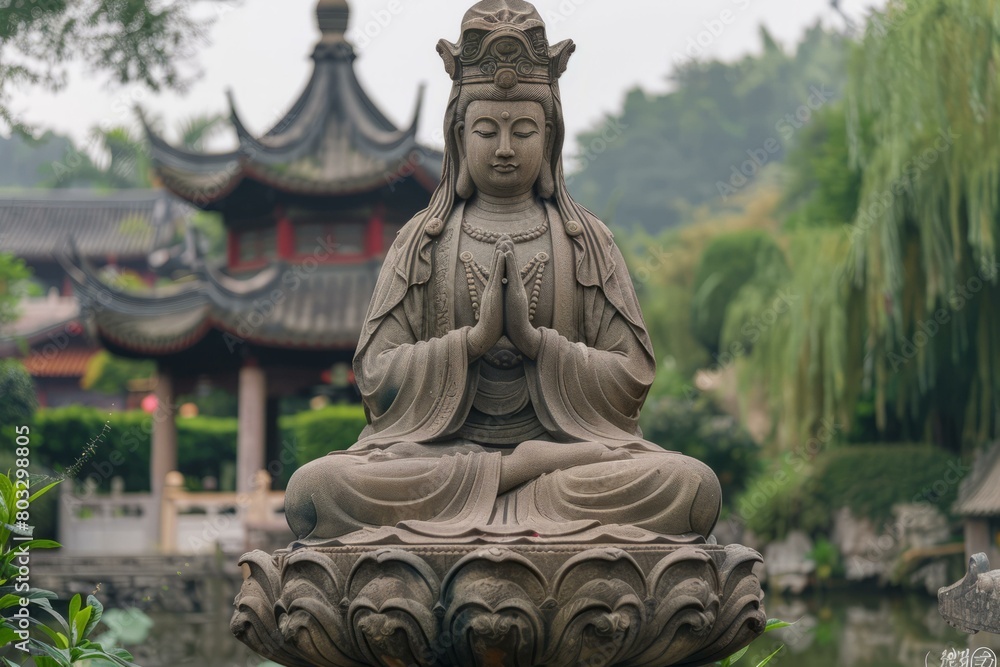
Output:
top-left (754, 593), bottom-right (1000, 667)
top-left (129, 591), bottom-right (998, 666)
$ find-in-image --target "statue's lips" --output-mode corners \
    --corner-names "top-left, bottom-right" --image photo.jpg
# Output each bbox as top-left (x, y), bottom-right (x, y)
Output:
top-left (493, 164), bottom-right (519, 173)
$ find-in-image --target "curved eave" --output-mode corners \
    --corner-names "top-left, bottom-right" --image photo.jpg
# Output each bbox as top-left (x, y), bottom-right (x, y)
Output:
top-left (144, 40), bottom-right (439, 206)
top-left (62, 250), bottom-right (377, 357)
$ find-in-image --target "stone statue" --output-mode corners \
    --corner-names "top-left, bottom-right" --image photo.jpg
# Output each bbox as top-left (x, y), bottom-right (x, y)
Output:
top-left (284, 0), bottom-right (721, 547)
top-left (939, 553), bottom-right (1000, 635)
top-left (233, 4), bottom-right (766, 664)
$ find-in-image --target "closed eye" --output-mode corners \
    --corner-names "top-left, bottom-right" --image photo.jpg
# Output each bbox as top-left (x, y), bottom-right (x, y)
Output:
top-left (473, 130), bottom-right (497, 138)
top-left (514, 131), bottom-right (538, 139)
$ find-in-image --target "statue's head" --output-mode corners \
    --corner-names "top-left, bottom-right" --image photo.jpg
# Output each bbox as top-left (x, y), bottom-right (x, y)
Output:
top-left (415, 0), bottom-right (589, 239)
top-left (437, 0), bottom-right (574, 200)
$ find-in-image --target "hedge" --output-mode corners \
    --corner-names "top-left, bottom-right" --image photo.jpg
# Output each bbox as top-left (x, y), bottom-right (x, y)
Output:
top-left (735, 444), bottom-right (962, 541)
top-left (32, 404), bottom-right (369, 493)
top-left (282, 405), bottom-right (368, 466)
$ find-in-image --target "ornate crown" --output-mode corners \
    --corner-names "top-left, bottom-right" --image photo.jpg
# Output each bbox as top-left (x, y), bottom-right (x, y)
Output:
top-left (437, 0), bottom-right (575, 90)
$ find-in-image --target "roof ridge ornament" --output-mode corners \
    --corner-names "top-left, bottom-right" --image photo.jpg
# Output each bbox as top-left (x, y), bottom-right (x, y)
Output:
top-left (316, 0), bottom-right (350, 38)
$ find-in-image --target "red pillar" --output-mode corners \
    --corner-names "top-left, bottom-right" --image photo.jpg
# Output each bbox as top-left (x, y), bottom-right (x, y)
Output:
top-left (367, 203), bottom-right (386, 257)
top-left (276, 206), bottom-right (295, 259)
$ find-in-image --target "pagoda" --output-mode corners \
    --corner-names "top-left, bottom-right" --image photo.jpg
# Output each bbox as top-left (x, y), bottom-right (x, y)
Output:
top-left (67, 0), bottom-right (442, 507)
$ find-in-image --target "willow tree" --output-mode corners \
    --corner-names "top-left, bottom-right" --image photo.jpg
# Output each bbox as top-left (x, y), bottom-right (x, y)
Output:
top-left (847, 0), bottom-right (1000, 451)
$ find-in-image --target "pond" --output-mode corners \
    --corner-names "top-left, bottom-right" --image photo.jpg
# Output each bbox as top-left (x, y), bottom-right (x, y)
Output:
top-left (130, 590), bottom-right (996, 667)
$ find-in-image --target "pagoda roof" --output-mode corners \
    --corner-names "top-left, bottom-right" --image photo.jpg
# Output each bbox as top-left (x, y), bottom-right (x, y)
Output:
top-left (63, 251), bottom-right (378, 356)
top-left (0, 189), bottom-right (188, 262)
top-left (955, 443), bottom-right (1000, 517)
top-left (146, 4), bottom-right (442, 208)
top-left (0, 295), bottom-right (82, 358)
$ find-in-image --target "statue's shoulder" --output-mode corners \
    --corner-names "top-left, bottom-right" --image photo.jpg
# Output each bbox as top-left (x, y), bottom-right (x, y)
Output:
top-left (389, 209), bottom-right (433, 252)
top-left (562, 202), bottom-right (625, 263)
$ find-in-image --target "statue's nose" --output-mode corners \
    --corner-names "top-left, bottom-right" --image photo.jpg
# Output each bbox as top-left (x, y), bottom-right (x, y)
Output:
top-left (496, 146), bottom-right (515, 159)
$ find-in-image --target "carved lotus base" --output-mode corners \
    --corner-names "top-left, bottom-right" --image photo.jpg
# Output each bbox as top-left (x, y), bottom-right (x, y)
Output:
top-left (231, 543), bottom-right (766, 667)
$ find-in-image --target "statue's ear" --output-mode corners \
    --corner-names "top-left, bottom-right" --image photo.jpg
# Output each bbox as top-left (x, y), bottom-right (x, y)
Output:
top-left (537, 121), bottom-right (556, 199)
top-left (455, 121), bottom-right (475, 199)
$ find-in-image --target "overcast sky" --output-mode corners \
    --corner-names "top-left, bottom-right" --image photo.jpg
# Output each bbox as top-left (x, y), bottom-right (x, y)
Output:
top-left (8, 0), bottom-right (884, 158)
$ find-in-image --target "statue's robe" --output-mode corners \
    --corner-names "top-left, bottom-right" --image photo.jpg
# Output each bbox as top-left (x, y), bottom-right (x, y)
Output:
top-left (285, 200), bottom-right (721, 544)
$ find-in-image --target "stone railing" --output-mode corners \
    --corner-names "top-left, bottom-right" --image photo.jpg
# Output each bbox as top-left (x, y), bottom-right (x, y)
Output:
top-left (161, 470), bottom-right (287, 554)
top-left (58, 472), bottom-right (287, 555)
top-left (59, 478), bottom-right (159, 554)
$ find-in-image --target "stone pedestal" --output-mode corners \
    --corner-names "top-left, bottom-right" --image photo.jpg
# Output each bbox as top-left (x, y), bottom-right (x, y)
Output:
top-left (231, 543), bottom-right (765, 667)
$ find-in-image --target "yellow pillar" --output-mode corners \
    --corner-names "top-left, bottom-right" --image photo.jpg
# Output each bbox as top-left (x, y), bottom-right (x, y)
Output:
top-left (160, 471), bottom-right (185, 553)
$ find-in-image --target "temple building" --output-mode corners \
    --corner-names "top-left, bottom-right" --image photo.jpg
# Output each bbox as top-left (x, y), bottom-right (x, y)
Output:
top-left (955, 442), bottom-right (1000, 566)
top-left (0, 189), bottom-right (189, 407)
top-left (66, 0), bottom-right (442, 508)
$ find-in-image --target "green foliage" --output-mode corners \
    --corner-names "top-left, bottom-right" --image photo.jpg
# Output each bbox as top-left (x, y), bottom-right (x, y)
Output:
top-left (32, 408), bottom-right (238, 492)
top-left (0, 362), bottom-right (37, 433)
top-left (737, 444), bottom-right (959, 541)
top-left (0, 132), bottom-right (76, 187)
top-left (190, 211), bottom-right (227, 259)
top-left (691, 229), bottom-right (789, 354)
top-left (570, 25), bottom-right (848, 232)
top-left (736, 229), bottom-right (864, 449)
top-left (808, 536), bottom-right (842, 583)
top-left (844, 0), bottom-right (1000, 450)
top-left (0, 254), bottom-right (30, 334)
top-left (620, 189), bottom-right (783, 380)
top-left (734, 455), bottom-right (831, 543)
top-left (80, 352), bottom-right (154, 396)
top-left (640, 394), bottom-right (761, 506)
top-left (43, 126), bottom-right (152, 190)
top-left (0, 1), bottom-right (214, 132)
top-left (781, 105), bottom-right (862, 230)
top-left (31, 405), bottom-right (369, 493)
top-left (0, 473), bottom-right (137, 666)
top-left (285, 405), bottom-right (369, 466)
top-left (715, 619), bottom-right (791, 666)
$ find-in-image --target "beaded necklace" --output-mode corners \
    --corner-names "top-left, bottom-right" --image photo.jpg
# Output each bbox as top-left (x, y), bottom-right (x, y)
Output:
top-left (461, 251), bottom-right (549, 322)
top-left (461, 218), bottom-right (549, 244)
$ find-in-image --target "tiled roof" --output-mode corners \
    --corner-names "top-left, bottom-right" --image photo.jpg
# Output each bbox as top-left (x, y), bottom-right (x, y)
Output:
top-left (65, 255), bottom-right (377, 354)
top-left (145, 37), bottom-right (441, 208)
top-left (22, 348), bottom-right (97, 378)
top-left (0, 190), bottom-right (188, 261)
top-left (2, 295), bottom-right (79, 341)
top-left (955, 443), bottom-right (1000, 516)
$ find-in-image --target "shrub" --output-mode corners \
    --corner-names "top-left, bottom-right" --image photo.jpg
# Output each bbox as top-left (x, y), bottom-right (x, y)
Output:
top-left (33, 407), bottom-right (237, 492)
top-left (736, 443), bottom-right (961, 541)
top-left (283, 405), bottom-right (368, 466)
top-left (690, 229), bottom-right (788, 354)
top-left (0, 359), bottom-right (38, 431)
top-left (31, 405), bottom-right (372, 492)
top-left (640, 394), bottom-right (762, 506)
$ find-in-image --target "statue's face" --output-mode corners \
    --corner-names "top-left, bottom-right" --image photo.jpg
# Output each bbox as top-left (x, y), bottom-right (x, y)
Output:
top-left (459, 100), bottom-right (549, 198)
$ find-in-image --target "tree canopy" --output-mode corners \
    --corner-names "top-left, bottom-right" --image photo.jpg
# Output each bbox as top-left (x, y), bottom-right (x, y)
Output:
top-left (0, 0), bottom-right (224, 131)
top-left (569, 25), bottom-right (849, 233)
